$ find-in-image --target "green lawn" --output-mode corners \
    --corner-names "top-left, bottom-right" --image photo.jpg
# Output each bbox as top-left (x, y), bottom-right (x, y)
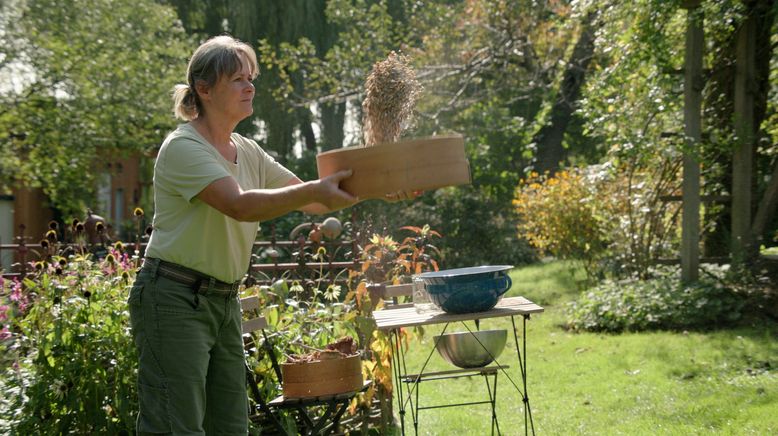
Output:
top-left (389, 261), bottom-right (778, 435)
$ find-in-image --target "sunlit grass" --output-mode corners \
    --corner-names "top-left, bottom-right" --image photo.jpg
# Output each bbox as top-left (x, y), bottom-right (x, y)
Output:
top-left (388, 261), bottom-right (778, 435)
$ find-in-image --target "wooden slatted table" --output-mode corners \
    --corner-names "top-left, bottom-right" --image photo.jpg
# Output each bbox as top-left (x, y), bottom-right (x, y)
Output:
top-left (372, 296), bottom-right (544, 436)
top-left (373, 296), bottom-right (544, 330)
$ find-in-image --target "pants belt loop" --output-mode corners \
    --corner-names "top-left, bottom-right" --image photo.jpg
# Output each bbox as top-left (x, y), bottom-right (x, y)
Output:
top-left (207, 277), bottom-right (216, 295)
top-left (146, 257), bottom-right (160, 281)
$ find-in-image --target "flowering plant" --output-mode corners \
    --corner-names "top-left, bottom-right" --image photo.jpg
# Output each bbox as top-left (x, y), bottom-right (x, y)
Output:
top-left (0, 245), bottom-right (138, 434)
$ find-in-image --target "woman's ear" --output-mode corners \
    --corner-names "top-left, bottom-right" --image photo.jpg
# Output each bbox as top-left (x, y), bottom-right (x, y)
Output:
top-left (194, 80), bottom-right (210, 102)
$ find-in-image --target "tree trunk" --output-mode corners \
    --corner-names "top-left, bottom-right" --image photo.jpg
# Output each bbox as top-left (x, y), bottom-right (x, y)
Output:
top-left (320, 102), bottom-right (346, 150)
top-left (731, 2), bottom-right (757, 263)
top-left (702, 0), bottom-right (775, 258)
top-left (532, 10), bottom-right (598, 175)
top-left (752, 159), bottom-right (778, 247)
top-left (681, 3), bottom-right (704, 282)
top-left (749, 0), bottom-right (777, 247)
top-left (298, 108), bottom-right (317, 151)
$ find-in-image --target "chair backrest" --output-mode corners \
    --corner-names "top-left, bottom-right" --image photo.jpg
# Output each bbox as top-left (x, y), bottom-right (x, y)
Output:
top-left (240, 296), bottom-right (268, 333)
top-left (374, 283), bottom-right (414, 310)
top-left (241, 293), bottom-right (371, 435)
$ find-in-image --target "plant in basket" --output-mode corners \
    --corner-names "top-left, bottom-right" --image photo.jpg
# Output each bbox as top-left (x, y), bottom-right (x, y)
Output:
top-left (243, 266), bottom-right (361, 433)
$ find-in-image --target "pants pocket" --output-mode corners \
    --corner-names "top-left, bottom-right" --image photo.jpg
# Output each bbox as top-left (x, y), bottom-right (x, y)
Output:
top-left (153, 276), bottom-right (200, 315)
top-left (137, 382), bottom-right (172, 434)
top-left (127, 270), bottom-right (150, 306)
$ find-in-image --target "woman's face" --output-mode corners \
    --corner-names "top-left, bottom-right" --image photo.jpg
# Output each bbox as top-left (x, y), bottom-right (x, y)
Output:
top-left (208, 54), bottom-right (256, 122)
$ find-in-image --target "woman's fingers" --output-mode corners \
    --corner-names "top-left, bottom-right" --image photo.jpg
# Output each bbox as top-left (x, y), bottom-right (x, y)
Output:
top-left (322, 170), bottom-right (424, 204)
top-left (326, 169), bottom-right (353, 183)
top-left (319, 169), bottom-right (358, 208)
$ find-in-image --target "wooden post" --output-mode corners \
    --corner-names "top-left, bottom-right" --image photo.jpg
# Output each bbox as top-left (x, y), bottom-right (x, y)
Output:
top-left (681, 1), bottom-right (703, 282)
top-left (732, 9), bottom-right (756, 264)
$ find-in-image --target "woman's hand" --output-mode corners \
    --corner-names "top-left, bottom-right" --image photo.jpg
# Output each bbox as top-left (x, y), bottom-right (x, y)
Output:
top-left (313, 169), bottom-right (359, 211)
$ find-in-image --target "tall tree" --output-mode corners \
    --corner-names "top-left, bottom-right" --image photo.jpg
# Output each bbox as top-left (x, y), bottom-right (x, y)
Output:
top-left (0, 0), bottom-right (191, 216)
top-left (579, 0), bottom-right (778, 267)
top-left (532, 10), bottom-right (599, 175)
top-left (165, 0), bottom-right (342, 162)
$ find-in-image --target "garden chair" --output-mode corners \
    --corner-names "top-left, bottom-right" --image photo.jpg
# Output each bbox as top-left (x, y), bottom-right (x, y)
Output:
top-left (240, 296), bottom-right (370, 435)
top-left (371, 284), bottom-right (506, 435)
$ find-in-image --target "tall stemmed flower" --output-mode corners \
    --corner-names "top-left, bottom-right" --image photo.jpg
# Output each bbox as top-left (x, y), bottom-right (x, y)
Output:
top-left (132, 208), bottom-right (145, 268)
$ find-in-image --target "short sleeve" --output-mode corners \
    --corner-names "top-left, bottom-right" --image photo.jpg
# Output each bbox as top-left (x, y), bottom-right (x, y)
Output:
top-left (258, 145), bottom-right (296, 189)
top-left (156, 137), bottom-right (232, 202)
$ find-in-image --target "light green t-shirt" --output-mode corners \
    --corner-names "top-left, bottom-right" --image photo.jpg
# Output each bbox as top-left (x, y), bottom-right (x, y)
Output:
top-left (145, 123), bottom-right (295, 283)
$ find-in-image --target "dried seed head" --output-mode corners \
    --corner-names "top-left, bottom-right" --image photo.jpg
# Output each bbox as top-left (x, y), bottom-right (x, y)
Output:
top-left (362, 51), bottom-right (422, 146)
top-left (133, 207), bottom-right (144, 217)
top-left (48, 220), bottom-right (59, 230)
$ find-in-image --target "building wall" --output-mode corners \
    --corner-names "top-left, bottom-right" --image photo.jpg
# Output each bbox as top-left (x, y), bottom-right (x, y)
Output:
top-left (9, 187), bottom-right (54, 268)
top-left (12, 186), bottom-right (54, 245)
top-left (101, 156), bottom-right (144, 239)
top-left (5, 155), bottom-right (146, 267)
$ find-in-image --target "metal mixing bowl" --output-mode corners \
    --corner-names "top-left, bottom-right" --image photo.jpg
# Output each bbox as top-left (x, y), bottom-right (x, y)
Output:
top-left (433, 329), bottom-right (507, 368)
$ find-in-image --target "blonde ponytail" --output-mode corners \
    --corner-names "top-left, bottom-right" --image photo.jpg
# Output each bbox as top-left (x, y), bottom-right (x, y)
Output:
top-left (172, 84), bottom-right (198, 121)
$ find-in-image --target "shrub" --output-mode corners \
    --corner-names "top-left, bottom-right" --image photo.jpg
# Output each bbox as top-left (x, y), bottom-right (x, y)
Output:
top-left (514, 162), bottom-right (681, 281)
top-left (349, 185), bottom-right (537, 270)
top-left (513, 168), bottom-right (609, 278)
top-left (1, 249), bottom-right (138, 434)
top-left (566, 266), bottom-right (746, 332)
top-left (426, 186), bottom-right (537, 268)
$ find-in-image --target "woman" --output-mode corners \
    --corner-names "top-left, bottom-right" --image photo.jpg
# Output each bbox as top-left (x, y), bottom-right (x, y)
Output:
top-left (127, 35), bottom-right (359, 435)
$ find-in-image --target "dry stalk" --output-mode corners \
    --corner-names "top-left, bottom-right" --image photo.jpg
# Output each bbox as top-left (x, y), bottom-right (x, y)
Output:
top-left (362, 51), bottom-right (422, 146)
top-left (284, 336), bottom-right (358, 364)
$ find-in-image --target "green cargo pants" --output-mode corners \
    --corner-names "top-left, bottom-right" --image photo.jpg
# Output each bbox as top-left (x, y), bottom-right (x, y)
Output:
top-left (128, 259), bottom-right (248, 435)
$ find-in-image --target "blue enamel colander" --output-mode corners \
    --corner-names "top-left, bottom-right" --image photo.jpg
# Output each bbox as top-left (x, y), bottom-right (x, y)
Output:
top-left (418, 266), bottom-right (513, 314)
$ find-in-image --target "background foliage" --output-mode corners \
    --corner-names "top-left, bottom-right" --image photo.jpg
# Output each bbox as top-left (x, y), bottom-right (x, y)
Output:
top-left (567, 266), bottom-right (746, 332)
top-left (0, 0), bottom-right (191, 217)
top-left (1, 246), bottom-right (138, 434)
top-left (3, 0), bottom-right (776, 267)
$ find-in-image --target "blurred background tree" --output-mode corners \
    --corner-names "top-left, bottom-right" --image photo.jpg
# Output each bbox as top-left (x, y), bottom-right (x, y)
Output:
top-left (1, 0), bottom-right (775, 272)
top-left (0, 0), bottom-right (192, 218)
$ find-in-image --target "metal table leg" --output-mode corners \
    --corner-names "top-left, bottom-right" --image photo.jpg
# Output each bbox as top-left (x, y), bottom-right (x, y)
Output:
top-left (391, 323), bottom-right (453, 435)
top-left (389, 316), bottom-right (536, 436)
top-left (511, 314), bottom-right (535, 436)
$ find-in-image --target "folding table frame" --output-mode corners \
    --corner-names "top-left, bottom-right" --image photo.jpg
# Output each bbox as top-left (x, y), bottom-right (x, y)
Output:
top-left (373, 296), bottom-right (544, 436)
